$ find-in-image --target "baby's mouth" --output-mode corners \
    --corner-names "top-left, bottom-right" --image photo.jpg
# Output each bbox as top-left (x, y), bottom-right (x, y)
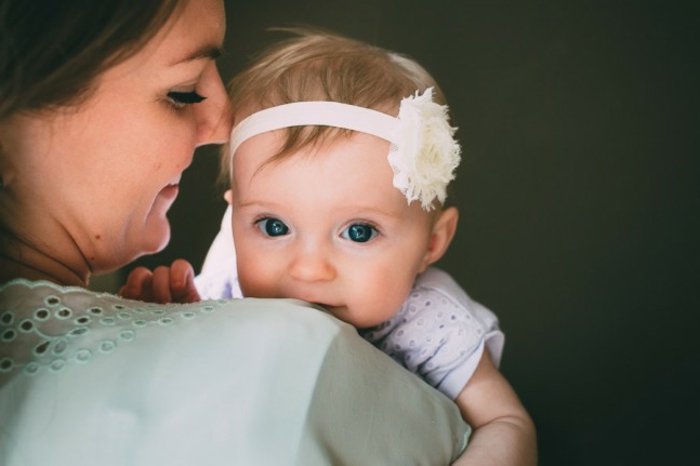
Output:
top-left (286, 293), bottom-right (343, 313)
top-left (302, 300), bottom-right (336, 312)
top-left (310, 302), bottom-right (331, 309)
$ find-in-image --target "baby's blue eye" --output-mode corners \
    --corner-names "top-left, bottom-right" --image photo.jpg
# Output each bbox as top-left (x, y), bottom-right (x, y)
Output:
top-left (257, 218), bottom-right (290, 237)
top-left (341, 223), bottom-right (378, 243)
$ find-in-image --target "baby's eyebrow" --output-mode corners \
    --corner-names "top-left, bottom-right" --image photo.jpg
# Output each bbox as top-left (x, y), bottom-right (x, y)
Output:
top-left (241, 195), bottom-right (401, 214)
top-left (236, 199), bottom-right (279, 210)
top-left (344, 205), bottom-right (405, 220)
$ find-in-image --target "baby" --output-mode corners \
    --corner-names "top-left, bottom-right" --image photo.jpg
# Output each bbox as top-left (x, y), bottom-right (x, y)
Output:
top-left (122, 29), bottom-right (536, 464)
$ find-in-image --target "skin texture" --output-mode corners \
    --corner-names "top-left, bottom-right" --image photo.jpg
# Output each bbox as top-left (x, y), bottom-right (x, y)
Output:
top-left (0, 0), bottom-right (230, 286)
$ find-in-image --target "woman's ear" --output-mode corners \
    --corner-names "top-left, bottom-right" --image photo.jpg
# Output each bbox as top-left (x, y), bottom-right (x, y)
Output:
top-left (421, 207), bottom-right (459, 271)
top-left (224, 189), bottom-right (233, 205)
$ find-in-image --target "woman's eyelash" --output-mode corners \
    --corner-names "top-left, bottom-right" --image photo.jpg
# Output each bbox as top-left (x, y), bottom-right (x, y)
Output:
top-left (167, 91), bottom-right (207, 107)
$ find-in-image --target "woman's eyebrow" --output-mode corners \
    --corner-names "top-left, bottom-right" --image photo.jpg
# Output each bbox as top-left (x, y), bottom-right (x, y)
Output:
top-left (171, 45), bottom-right (223, 65)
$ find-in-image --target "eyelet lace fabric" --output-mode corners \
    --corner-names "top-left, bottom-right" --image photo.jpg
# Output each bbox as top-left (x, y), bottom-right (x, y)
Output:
top-left (0, 279), bottom-right (226, 387)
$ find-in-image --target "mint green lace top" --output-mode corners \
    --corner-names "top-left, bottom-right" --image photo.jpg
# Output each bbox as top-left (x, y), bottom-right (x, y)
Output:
top-left (0, 279), bottom-right (468, 465)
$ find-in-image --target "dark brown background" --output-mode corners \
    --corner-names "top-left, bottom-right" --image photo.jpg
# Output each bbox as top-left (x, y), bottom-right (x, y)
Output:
top-left (118, 1), bottom-right (699, 464)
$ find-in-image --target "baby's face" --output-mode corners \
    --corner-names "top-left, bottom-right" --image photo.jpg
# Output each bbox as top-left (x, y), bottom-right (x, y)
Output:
top-left (229, 130), bottom-right (437, 328)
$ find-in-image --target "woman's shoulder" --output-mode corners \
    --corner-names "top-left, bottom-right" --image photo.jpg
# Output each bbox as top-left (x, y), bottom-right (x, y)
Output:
top-left (0, 279), bottom-right (344, 386)
top-left (0, 280), bottom-right (469, 466)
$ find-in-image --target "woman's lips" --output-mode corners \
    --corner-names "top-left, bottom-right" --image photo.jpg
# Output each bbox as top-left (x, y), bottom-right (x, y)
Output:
top-left (157, 183), bottom-right (179, 204)
top-left (159, 174), bottom-right (182, 201)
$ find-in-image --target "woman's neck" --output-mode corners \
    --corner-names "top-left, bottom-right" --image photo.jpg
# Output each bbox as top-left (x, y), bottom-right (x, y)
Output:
top-left (0, 232), bottom-right (89, 287)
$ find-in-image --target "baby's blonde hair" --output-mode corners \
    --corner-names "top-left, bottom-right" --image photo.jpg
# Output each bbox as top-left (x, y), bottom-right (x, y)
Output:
top-left (221, 27), bottom-right (448, 184)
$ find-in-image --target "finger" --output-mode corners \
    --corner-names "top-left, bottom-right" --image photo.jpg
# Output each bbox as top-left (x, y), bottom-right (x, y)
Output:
top-left (138, 274), bottom-right (155, 303)
top-left (170, 259), bottom-right (200, 303)
top-left (151, 266), bottom-right (174, 304)
top-left (169, 259), bottom-right (194, 291)
top-left (119, 267), bottom-right (153, 301)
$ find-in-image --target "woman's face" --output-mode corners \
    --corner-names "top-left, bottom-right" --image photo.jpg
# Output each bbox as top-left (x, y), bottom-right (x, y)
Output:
top-left (4, 0), bottom-right (229, 276)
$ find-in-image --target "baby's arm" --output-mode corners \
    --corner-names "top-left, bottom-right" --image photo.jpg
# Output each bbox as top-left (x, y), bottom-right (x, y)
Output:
top-left (119, 259), bottom-right (201, 304)
top-left (452, 351), bottom-right (537, 465)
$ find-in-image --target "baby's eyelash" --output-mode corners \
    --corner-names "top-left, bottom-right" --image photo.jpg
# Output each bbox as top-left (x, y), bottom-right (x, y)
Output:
top-left (167, 91), bottom-right (207, 108)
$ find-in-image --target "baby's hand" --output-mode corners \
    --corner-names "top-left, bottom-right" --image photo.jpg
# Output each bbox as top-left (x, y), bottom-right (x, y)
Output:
top-left (119, 259), bottom-right (201, 304)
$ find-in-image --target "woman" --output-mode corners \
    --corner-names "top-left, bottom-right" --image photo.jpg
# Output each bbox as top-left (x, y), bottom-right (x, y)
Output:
top-left (0, 1), bottom-right (469, 464)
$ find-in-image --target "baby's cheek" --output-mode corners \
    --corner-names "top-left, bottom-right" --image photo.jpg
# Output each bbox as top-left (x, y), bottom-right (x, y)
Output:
top-left (353, 294), bottom-right (403, 328)
top-left (378, 281), bottom-right (415, 319)
top-left (236, 268), bottom-right (266, 298)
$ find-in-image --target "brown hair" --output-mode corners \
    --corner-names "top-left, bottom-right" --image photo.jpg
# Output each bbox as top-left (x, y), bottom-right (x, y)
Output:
top-left (0, 0), bottom-right (182, 121)
top-left (221, 27), bottom-right (450, 184)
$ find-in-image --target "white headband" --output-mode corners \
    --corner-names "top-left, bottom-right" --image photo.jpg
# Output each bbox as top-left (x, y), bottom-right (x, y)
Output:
top-left (228, 87), bottom-right (461, 210)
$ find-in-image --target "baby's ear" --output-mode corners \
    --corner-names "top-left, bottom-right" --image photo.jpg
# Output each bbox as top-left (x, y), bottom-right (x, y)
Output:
top-left (421, 207), bottom-right (459, 271)
top-left (224, 189), bottom-right (233, 205)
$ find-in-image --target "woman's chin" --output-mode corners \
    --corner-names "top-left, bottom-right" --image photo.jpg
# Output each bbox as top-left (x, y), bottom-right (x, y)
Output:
top-left (133, 214), bottom-right (172, 257)
top-left (143, 188), bottom-right (178, 250)
top-left (146, 221), bottom-right (171, 253)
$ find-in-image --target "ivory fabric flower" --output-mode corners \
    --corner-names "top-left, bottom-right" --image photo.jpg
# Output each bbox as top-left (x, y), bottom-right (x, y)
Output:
top-left (387, 87), bottom-right (461, 210)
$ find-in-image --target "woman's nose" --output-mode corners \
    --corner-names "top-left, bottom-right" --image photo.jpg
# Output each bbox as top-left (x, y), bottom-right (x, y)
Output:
top-left (194, 62), bottom-right (232, 146)
top-left (288, 247), bottom-right (337, 283)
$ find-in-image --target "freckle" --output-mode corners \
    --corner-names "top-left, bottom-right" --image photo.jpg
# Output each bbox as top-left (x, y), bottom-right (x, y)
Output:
top-left (90, 257), bottom-right (95, 261)
top-left (95, 234), bottom-right (101, 240)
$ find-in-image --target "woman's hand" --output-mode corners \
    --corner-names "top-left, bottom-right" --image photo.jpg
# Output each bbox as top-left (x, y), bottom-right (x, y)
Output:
top-left (119, 259), bottom-right (201, 304)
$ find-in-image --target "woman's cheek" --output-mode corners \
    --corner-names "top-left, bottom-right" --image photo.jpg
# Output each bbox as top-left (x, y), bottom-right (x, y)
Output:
top-left (157, 116), bottom-right (198, 171)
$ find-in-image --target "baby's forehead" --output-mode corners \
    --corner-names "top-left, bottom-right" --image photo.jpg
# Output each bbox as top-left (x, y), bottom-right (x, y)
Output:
top-left (231, 129), bottom-right (390, 174)
top-left (232, 139), bottom-right (435, 223)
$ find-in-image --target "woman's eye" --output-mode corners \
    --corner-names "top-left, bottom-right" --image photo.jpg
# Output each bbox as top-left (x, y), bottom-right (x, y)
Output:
top-left (341, 223), bottom-right (378, 243)
top-left (256, 218), bottom-right (290, 237)
top-left (167, 91), bottom-right (207, 108)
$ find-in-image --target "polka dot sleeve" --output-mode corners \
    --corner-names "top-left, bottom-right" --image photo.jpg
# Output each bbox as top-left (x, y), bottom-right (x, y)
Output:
top-left (360, 268), bottom-right (504, 400)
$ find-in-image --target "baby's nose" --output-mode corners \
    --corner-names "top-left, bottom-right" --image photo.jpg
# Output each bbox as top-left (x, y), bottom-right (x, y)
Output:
top-left (288, 248), bottom-right (336, 283)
